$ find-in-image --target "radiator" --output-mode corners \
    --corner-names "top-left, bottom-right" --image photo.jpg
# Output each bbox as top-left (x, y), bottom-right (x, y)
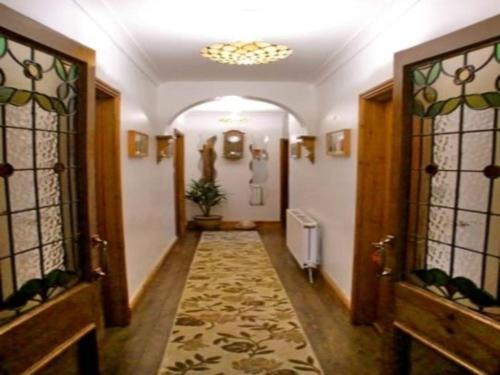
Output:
top-left (286, 209), bottom-right (320, 283)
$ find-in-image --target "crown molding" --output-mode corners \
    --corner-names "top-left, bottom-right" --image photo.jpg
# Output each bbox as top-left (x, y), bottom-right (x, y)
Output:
top-left (72, 0), bottom-right (161, 85)
top-left (314, 0), bottom-right (421, 85)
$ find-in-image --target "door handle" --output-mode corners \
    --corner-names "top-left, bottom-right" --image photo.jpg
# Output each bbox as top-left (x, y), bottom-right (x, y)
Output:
top-left (91, 235), bottom-right (108, 278)
top-left (371, 235), bottom-right (395, 277)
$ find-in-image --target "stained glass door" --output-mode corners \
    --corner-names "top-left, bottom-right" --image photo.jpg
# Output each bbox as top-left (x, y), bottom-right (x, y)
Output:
top-left (389, 16), bottom-right (500, 374)
top-left (0, 32), bottom-right (82, 323)
top-left (0, 5), bottom-right (101, 374)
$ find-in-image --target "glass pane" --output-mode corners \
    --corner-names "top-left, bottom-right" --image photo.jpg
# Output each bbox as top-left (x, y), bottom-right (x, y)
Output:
top-left (40, 206), bottom-right (63, 245)
top-left (407, 39), bottom-right (499, 318)
top-left (38, 169), bottom-right (60, 207)
top-left (0, 215), bottom-right (9, 258)
top-left (6, 128), bottom-right (32, 169)
top-left (12, 210), bottom-right (39, 252)
top-left (9, 171), bottom-right (36, 211)
top-left (458, 172), bottom-right (489, 212)
top-left (42, 240), bottom-right (65, 273)
top-left (15, 249), bottom-right (41, 286)
top-left (434, 134), bottom-right (459, 170)
top-left (462, 131), bottom-right (492, 171)
top-left (36, 130), bottom-right (58, 168)
top-left (5, 104), bottom-right (31, 129)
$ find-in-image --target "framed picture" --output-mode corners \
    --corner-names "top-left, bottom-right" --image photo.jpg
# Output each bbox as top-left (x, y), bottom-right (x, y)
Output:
top-left (128, 130), bottom-right (149, 158)
top-left (290, 142), bottom-right (302, 159)
top-left (326, 129), bottom-right (351, 157)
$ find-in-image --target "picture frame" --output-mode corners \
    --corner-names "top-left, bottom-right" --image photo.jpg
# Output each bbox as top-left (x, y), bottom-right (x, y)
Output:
top-left (290, 142), bottom-right (302, 159)
top-left (326, 129), bottom-right (351, 157)
top-left (156, 135), bottom-right (174, 163)
top-left (128, 130), bottom-right (149, 158)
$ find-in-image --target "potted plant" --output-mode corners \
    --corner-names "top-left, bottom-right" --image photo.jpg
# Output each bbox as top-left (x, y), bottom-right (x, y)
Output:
top-left (185, 179), bottom-right (227, 230)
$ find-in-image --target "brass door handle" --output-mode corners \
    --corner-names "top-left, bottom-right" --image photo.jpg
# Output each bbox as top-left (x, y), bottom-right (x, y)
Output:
top-left (372, 235), bottom-right (395, 277)
top-left (91, 235), bottom-right (108, 278)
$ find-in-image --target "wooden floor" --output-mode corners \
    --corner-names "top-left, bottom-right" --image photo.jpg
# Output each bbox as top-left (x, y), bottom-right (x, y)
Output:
top-left (101, 227), bottom-right (466, 374)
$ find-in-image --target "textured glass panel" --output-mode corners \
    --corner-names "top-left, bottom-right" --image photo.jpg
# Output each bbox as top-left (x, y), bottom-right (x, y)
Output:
top-left (1, 258), bottom-right (14, 299)
top-left (0, 178), bottom-right (6, 215)
top-left (36, 130), bottom-right (58, 168)
top-left (428, 207), bottom-right (454, 244)
top-left (12, 210), bottom-right (38, 252)
top-left (5, 104), bottom-right (31, 129)
top-left (6, 128), bottom-right (32, 169)
top-left (35, 103), bottom-right (58, 131)
top-left (493, 179), bottom-right (500, 215)
top-left (0, 216), bottom-right (9, 258)
top-left (427, 240), bottom-right (451, 272)
top-left (3, 39), bottom-right (31, 89)
top-left (458, 172), bottom-right (490, 212)
top-left (453, 249), bottom-right (482, 285)
top-left (484, 256), bottom-right (499, 297)
top-left (466, 45), bottom-right (498, 94)
top-left (38, 169), bottom-right (60, 207)
top-left (455, 211), bottom-right (486, 251)
top-left (488, 215), bottom-right (500, 256)
top-left (42, 241), bottom-right (64, 273)
top-left (433, 134), bottom-right (458, 170)
top-left (430, 171), bottom-right (456, 207)
top-left (461, 131), bottom-right (492, 171)
top-left (9, 171), bottom-right (35, 212)
top-left (40, 206), bottom-right (62, 245)
top-left (433, 108), bottom-right (460, 134)
top-left (463, 107), bottom-right (495, 132)
top-left (15, 250), bottom-right (41, 286)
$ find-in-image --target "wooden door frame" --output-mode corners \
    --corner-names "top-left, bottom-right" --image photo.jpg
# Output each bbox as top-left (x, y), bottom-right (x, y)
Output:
top-left (351, 79), bottom-right (393, 326)
top-left (95, 79), bottom-right (131, 326)
top-left (174, 129), bottom-right (187, 236)
top-left (0, 5), bottom-right (101, 374)
top-left (387, 15), bottom-right (500, 374)
top-left (280, 138), bottom-right (290, 227)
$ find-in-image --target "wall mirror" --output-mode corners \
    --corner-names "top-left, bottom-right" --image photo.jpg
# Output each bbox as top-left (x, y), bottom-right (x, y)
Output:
top-left (223, 130), bottom-right (245, 160)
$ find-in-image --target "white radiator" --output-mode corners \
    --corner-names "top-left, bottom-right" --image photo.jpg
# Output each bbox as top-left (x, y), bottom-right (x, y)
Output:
top-left (286, 209), bottom-right (320, 283)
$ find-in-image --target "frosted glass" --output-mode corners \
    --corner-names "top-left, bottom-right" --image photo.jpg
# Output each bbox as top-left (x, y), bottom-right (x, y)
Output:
top-left (458, 172), bottom-right (489, 212)
top-left (12, 211), bottom-right (39, 252)
top-left (9, 171), bottom-right (35, 212)
top-left (38, 169), bottom-right (60, 207)
top-left (453, 249), bottom-right (482, 285)
top-left (6, 128), bottom-right (32, 169)
top-left (430, 171), bottom-right (456, 207)
top-left (36, 130), bottom-right (58, 168)
top-left (15, 250), bottom-right (41, 286)
top-left (428, 207), bottom-right (454, 244)
top-left (433, 134), bottom-right (459, 170)
top-left (455, 211), bottom-right (486, 251)
top-left (42, 241), bottom-right (65, 273)
top-left (426, 240), bottom-right (451, 272)
top-left (462, 131), bottom-right (493, 171)
top-left (40, 206), bottom-right (63, 245)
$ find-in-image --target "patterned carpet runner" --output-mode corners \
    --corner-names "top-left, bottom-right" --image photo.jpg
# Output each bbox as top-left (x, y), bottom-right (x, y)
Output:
top-left (158, 231), bottom-right (323, 374)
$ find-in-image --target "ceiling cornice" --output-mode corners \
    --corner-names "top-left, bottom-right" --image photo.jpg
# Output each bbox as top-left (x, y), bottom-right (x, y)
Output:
top-left (314, 0), bottom-right (421, 85)
top-left (72, 0), bottom-right (161, 85)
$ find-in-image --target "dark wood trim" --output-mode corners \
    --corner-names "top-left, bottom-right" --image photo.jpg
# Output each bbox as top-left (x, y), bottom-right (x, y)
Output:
top-left (95, 79), bottom-right (131, 327)
top-left (386, 14), bottom-right (500, 374)
top-left (174, 129), bottom-right (187, 237)
top-left (351, 79), bottom-right (393, 325)
top-left (280, 138), bottom-right (289, 227)
top-left (129, 238), bottom-right (179, 310)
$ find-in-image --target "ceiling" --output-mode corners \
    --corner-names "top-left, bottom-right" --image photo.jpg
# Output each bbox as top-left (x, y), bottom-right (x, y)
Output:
top-left (97, 0), bottom-right (396, 83)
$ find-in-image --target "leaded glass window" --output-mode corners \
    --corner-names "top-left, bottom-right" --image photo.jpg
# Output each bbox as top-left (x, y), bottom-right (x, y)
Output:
top-left (0, 34), bottom-right (81, 324)
top-left (407, 41), bottom-right (500, 320)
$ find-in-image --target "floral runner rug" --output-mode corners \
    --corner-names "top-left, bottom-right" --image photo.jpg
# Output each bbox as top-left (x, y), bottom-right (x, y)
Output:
top-left (158, 231), bottom-right (324, 375)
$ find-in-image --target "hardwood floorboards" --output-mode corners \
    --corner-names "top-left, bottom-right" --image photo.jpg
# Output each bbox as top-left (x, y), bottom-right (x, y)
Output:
top-left (101, 228), bottom-right (465, 374)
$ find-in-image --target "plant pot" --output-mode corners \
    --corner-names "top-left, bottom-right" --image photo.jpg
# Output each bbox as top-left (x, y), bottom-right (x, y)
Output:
top-left (193, 215), bottom-right (223, 231)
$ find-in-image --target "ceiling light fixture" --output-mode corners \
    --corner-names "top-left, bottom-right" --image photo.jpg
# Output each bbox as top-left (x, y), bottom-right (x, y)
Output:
top-left (201, 41), bottom-right (292, 65)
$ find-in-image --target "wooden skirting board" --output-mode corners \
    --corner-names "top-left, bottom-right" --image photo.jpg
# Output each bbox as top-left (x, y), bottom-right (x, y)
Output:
top-left (318, 267), bottom-right (351, 313)
top-left (129, 238), bottom-right (179, 311)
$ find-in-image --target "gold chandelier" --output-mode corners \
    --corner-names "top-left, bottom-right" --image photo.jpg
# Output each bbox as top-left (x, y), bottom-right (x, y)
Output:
top-left (201, 41), bottom-right (293, 65)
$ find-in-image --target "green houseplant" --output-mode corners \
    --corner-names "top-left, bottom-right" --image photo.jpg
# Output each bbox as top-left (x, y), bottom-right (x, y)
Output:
top-left (186, 179), bottom-right (227, 230)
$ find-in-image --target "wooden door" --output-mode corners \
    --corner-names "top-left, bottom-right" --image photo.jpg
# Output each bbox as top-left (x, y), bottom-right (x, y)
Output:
top-left (352, 80), bottom-right (394, 331)
top-left (95, 80), bottom-right (130, 327)
top-left (174, 129), bottom-right (186, 236)
top-left (280, 138), bottom-right (289, 226)
top-left (385, 15), bottom-right (500, 374)
top-left (0, 5), bottom-right (104, 373)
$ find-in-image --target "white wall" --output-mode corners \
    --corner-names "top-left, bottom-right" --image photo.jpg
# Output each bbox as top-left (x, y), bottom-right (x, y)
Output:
top-left (306, 0), bottom-right (500, 303)
top-left (158, 81), bottom-right (317, 132)
top-left (175, 111), bottom-right (285, 221)
top-left (1, 0), bottom-right (177, 300)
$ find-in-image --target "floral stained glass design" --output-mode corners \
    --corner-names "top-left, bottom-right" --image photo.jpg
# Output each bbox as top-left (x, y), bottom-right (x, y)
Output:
top-left (408, 40), bottom-right (500, 320)
top-left (0, 34), bottom-right (81, 324)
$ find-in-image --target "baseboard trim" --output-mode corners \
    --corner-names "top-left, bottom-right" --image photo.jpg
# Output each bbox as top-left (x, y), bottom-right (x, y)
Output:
top-left (129, 237), bottom-right (178, 311)
top-left (318, 267), bottom-right (351, 312)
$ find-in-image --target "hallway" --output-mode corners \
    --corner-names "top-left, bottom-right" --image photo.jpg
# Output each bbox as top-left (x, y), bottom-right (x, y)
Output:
top-left (102, 228), bottom-right (380, 374)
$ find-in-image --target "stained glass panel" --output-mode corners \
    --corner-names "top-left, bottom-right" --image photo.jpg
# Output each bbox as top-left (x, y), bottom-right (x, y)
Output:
top-left (408, 40), bottom-right (500, 320)
top-left (0, 33), bottom-right (81, 324)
